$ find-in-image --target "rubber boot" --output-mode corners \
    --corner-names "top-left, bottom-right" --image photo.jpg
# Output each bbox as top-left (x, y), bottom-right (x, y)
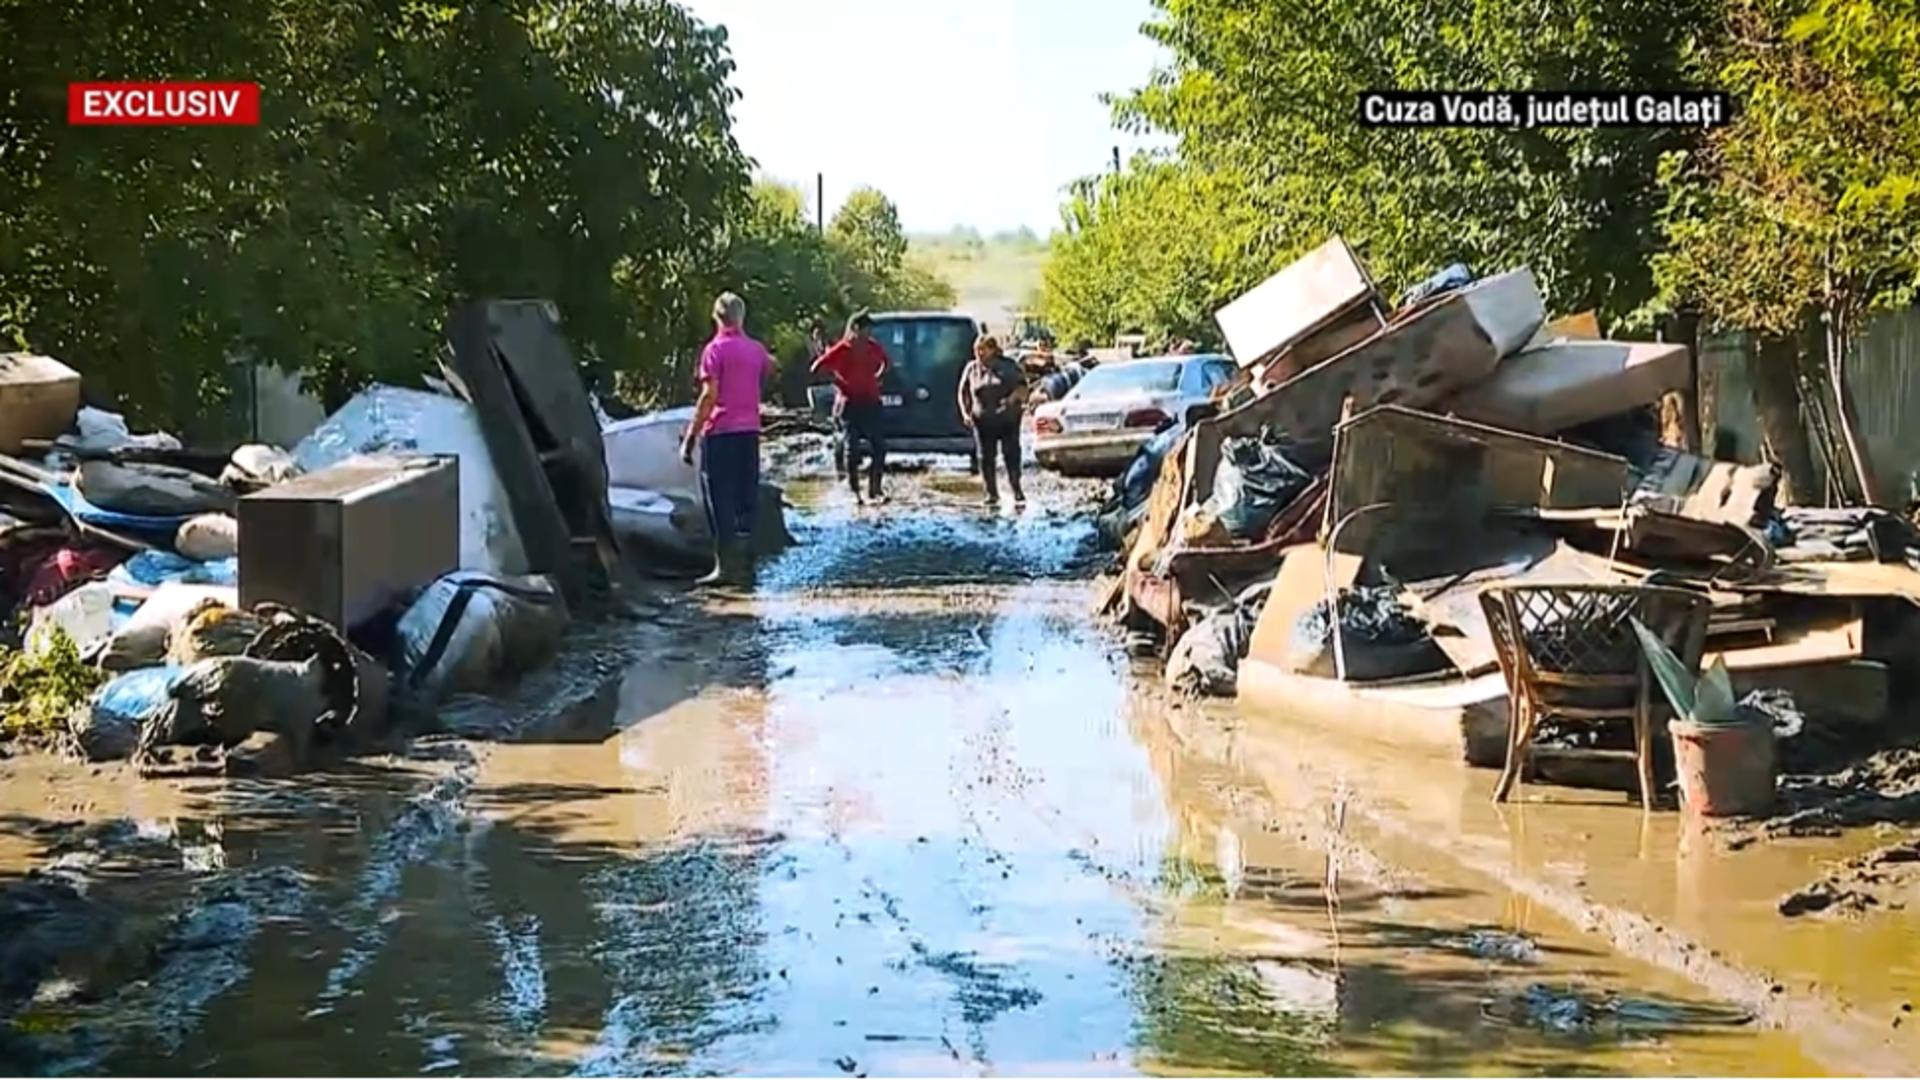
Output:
top-left (696, 546), bottom-right (730, 587)
top-left (730, 537), bottom-right (758, 588)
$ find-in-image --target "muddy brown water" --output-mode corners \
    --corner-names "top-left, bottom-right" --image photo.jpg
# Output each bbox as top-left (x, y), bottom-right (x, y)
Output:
top-left (0, 459), bottom-right (1852, 1075)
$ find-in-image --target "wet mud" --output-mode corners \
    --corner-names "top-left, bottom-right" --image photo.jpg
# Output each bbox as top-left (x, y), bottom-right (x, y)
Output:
top-left (0, 454), bottom-right (1887, 1075)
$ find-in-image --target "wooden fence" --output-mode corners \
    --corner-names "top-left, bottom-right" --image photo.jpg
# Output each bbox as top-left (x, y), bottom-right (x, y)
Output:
top-left (1698, 305), bottom-right (1920, 504)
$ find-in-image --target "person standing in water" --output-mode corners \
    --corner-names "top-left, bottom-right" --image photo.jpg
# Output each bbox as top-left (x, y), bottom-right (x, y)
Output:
top-left (812, 310), bottom-right (893, 504)
top-left (679, 291), bottom-right (772, 585)
top-left (958, 334), bottom-right (1028, 508)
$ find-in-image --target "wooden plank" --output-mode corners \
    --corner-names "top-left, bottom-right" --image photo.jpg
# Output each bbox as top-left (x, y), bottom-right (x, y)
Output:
top-left (1405, 540), bottom-right (1636, 677)
top-left (1127, 434), bottom-right (1190, 574)
top-left (1244, 543), bottom-right (1361, 669)
top-left (442, 303), bottom-right (578, 593)
top-left (1706, 611), bottom-right (1864, 672)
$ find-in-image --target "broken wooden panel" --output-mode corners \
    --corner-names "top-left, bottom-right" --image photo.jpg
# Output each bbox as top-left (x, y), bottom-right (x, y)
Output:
top-left (1126, 432), bottom-right (1192, 575)
top-left (1705, 608), bottom-right (1864, 672)
top-left (1404, 539), bottom-right (1638, 677)
top-left (1214, 236), bottom-right (1382, 369)
top-left (1182, 276), bottom-right (1545, 512)
top-left (1243, 543), bottom-right (1361, 671)
top-left (1257, 305), bottom-right (1388, 387)
top-left (1325, 405), bottom-right (1629, 569)
top-left (1633, 451), bottom-right (1779, 527)
top-left (1534, 309), bottom-right (1603, 344)
top-left (443, 300), bottom-right (630, 599)
top-left (1447, 339), bottom-right (1689, 435)
top-left (1730, 560), bottom-right (1920, 606)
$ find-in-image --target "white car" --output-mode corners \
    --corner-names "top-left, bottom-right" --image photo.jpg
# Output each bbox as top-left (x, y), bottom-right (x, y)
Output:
top-left (1032, 353), bottom-right (1237, 476)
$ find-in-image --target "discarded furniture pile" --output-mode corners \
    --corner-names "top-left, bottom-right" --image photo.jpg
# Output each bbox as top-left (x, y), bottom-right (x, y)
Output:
top-left (0, 300), bottom-right (648, 777)
top-left (1107, 236), bottom-right (1920, 812)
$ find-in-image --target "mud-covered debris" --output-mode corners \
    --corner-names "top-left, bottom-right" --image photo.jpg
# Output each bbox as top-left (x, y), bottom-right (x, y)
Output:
top-left (1481, 983), bottom-right (1752, 1034)
top-left (1780, 838), bottom-right (1920, 918)
top-left (1286, 583), bottom-right (1445, 681)
top-left (1454, 929), bottom-right (1541, 964)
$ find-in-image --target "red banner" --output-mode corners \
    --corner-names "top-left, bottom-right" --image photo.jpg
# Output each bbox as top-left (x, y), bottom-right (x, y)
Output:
top-left (68, 82), bottom-right (260, 125)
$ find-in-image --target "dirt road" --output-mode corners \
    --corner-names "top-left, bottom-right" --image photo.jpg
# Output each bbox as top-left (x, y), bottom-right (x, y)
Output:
top-left (0, 459), bottom-right (1837, 1074)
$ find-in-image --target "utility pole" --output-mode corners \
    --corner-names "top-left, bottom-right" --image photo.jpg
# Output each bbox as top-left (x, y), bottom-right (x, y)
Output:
top-left (816, 172), bottom-right (825, 232)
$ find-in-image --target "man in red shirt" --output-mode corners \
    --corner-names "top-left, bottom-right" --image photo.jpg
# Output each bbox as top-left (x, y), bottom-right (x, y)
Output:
top-left (811, 310), bottom-right (892, 503)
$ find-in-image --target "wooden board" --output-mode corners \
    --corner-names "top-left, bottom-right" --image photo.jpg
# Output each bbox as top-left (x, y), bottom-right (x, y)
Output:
top-left (1706, 611), bottom-right (1864, 671)
top-left (1244, 543), bottom-right (1362, 670)
top-left (1403, 539), bottom-right (1637, 676)
top-left (1213, 235), bottom-right (1379, 368)
top-left (1127, 433), bottom-right (1192, 575)
top-left (1635, 452), bottom-right (1778, 527)
top-left (443, 303), bottom-right (577, 592)
top-left (1325, 405), bottom-right (1629, 574)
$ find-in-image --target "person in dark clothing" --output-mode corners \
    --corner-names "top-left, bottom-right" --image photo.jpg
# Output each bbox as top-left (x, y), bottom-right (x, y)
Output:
top-left (679, 291), bottom-right (772, 585)
top-left (958, 334), bottom-right (1028, 508)
top-left (812, 310), bottom-right (893, 504)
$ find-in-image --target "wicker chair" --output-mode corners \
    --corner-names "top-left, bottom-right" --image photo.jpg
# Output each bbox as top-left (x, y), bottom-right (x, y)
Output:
top-left (1479, 583), bottom-right (1711, 807)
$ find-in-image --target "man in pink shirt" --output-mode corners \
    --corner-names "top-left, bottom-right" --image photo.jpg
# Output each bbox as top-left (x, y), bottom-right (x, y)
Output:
top-left (679, 291), bottom-right (772, 585)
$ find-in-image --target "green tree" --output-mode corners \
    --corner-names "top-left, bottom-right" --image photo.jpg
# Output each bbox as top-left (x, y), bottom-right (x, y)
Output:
top-left (828, 186), bottom-right (909, 284)
top-left (1119, 0), bottom-right (1714, 321)
top-left (1041, 0), bottom-right (1716, 355)
top-left (695, 179), bottom-right (956, 407)
top-left (0, 0), bottom-right (749, 433)
top-left (1041, 160), bottom-right (1257, 347)
top-left (1653, 0), bottom-right (1920, 503)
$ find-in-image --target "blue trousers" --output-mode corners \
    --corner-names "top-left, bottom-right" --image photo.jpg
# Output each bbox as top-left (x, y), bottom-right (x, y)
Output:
top-left (701, 431), bottom-right (760, 544)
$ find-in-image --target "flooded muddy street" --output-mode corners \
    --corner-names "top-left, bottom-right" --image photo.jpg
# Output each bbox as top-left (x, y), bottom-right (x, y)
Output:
top-left (0, 462), bottom-right (1843, 1075)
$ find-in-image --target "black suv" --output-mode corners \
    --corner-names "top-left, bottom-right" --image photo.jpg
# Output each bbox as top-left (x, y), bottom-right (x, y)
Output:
top-left (812, 311), bottom-right (981, 465)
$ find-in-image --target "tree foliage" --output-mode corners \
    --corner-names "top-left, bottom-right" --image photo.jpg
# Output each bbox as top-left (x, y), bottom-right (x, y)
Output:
top-left (700, 179), bottom-right (953, 406)
top-left (828, 186), bottom-right (910, 283)
top-left (1653, 0), bottom-right (1920, 337)
top-left (1042, 161), bottom-right (1259, 347)
top-left (1043, 0), bottom-right (1716, 348)
top-left (1651, 0), bottom-right (1920, 501)
top-left (0, 0), bottom-right (751, 432)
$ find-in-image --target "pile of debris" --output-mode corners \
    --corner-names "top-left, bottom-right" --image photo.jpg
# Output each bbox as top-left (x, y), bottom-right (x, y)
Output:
top-left (0, 301), bottom-right (677, 776)
top-left (1107, 236), bottom-right (1920, 792)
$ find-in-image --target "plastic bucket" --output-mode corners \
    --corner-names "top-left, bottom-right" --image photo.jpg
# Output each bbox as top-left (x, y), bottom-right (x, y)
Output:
top-left (1669, 718), bottom-right (1776, 817)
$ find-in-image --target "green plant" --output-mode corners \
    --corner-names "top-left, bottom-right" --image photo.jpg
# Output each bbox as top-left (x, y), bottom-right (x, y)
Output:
top-left (0, 628), bottom-right (105, 741)
top-left (1630, 617), bottom-right (1741, 726)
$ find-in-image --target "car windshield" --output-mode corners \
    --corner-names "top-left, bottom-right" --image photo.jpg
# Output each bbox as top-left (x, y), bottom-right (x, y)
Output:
top-left (1072, 360), bottom-right (1183, 396)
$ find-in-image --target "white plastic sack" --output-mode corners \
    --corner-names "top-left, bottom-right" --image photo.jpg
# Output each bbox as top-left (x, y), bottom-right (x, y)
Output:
top-left (608, 485), bottom-right (706, 564)
top-left (27, 582), bottom-right (118, 657)
top-left (176, 513), bottom-right (240, 560)
top-left (96, 583), bottom-right (238, 672)
top-left (59, 406), bottom-right (184, 455)
top-left (395, 572), bottom-right (568, 700)
top-left (222, 444), bottom-right (300, 487)
top-left (293, 386), bottom-right (528, 576)
top-left (602, 407), bottom-right (700, 497)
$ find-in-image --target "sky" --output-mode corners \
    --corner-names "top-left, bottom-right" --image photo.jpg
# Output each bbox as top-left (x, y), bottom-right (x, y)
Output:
top-left (680, 0), bottom-right (1170, 236)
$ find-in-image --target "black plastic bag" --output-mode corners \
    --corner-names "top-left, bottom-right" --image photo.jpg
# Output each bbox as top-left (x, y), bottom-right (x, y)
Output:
top-left (1116, 424), bottom-right (1185, 512)
top-left (1286, 584), bottom-right (1447, 681)
top-left (1206, 427), bottom-right (1310, 540)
